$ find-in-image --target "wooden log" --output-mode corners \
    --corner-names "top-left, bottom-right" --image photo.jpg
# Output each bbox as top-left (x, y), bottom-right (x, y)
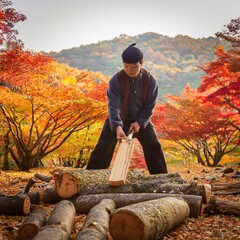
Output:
top-left (75, 193), bottom-right (202, 218)
top-left (23, 177), bottom-right (38, 194)
top-left (75, 199), bottom-right (115, 240)
top-left (33, 200), bottom-right (76, 240)
top-left (53, 168), bottom-right (184, 198)
top-left (26, 186), bottom-right (63, 205)
top-left (0, 194), bottom-right (30, 215)
top-left (34, 173), bottom-right (52, 183)
top-left (17, 209), bottom-right (49, 240)
top-left (204, 196), bottom-right (240, 216)
top-left (78, 181), bottom-right (207, 199)
top-left (211, 181), bottom-right (240, 195)
top-left (109, 197), bottom-right (190, 240)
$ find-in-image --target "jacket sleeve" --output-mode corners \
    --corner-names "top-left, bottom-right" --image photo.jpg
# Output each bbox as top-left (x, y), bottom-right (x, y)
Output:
top-left (136, 75), bottom-right (158, 128)
top-left (107, 75), bottom-right (123, 131)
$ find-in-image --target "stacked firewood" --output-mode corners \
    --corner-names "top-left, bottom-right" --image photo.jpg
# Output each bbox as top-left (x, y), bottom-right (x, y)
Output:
top-left (0, 167), bottom-right (239, 240)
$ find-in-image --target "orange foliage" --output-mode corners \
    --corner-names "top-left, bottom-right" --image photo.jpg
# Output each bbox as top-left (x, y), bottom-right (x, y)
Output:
top-left (152, 85), bottom-right (239, 166)
top-left (0, 49), bottom-right (107, 171)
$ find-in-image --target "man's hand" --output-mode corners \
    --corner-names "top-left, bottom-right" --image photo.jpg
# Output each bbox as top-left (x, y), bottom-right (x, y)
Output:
top-left (116, 126), bottom-right (126, 139)
top-left (130, 122), bottom-right (140, 133)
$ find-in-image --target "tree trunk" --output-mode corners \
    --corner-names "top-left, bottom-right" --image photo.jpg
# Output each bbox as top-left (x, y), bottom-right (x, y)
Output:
top-left (17, 209), bottom-right (49, 240)
top-left (75, 199), bottom-right (115, 240)
top-left (76, 193), bottom-right (202, 218)
top-left (211, 181), bottom-right (240, 195)
top-left (0, 194), bottom-right (30, 215)
top-left (53, 168), bottom-right (185, 198)
top-left (110, 197), bottom-right (190, 240)
top-left (33, 200), bottom-right (76, 240)
top-left (204, 196), bottom-right (240, 216)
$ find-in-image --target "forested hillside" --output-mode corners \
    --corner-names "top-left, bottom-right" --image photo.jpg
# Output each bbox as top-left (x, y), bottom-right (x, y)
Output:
top-left (46, 32), bottom-right (228, 98)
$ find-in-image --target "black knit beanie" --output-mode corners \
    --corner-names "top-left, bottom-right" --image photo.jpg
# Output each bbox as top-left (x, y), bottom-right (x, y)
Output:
top-left (122, 43), bottom-right (143, 63)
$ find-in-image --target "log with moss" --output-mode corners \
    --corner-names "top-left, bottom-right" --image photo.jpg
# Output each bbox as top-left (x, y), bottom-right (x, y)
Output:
top-left (75, 193), bottom-right (202, 218)
top-left (109, 197), bottom-right (190, 240)
top-left (33, 200), bottom-right (76, 240)
top-left (53, 168), bottom-right (184, 198)
top-left (77, 181), bottom-right (210, 203)
top-left (75, 199), bottom-right (115, 240)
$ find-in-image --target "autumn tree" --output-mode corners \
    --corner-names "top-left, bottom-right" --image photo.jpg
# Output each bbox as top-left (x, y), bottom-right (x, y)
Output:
top-left (215, 17), bottom-right (240, 47)
top-left (0, 49), bottom-right (107, 171)
top-left (153, 85), bottom-right (239, 166)
top-left (0, 0), bottom-right (26, 48)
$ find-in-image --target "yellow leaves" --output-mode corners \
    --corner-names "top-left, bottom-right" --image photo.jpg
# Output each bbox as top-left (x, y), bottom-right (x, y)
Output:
top-left (62, 77), bottom-right (77, 85)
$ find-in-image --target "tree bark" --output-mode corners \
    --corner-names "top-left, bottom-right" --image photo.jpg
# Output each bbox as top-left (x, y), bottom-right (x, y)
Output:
top-left (33, 200), bottom-right (76, 240)
top-left (17, 209), bottom-right (49, 240)
top-left (75, 199), bottom-right (115, 240)
top-left (77, 181), bottom-right (208, 202)
top-left (204, 196), bottom-right (240, 216)
top-left (53, 169), bottom-right (184, 198)
top-left (75, 193), bottom-right (202, 218)
top-left (26, 186), bottom-right (63, 205)
top-left (109, 197), bottom-right (190, 240)
top-left (211, 181), bottom-right (240, 195)
top-left (0, 194), bottom-right (30, 215)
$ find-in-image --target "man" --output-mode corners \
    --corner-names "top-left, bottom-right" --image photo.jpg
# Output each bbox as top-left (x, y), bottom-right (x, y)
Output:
top-left (86, 43), bottom-right (168, 174)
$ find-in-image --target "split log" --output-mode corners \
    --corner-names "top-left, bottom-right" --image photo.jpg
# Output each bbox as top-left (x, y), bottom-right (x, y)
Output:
top-left (17, 209), bottom-right (49, 240)
top-left (33, 200), bottom-right (76, 240)
top-left (211, 181), bottom-right (240, 195)
top-left (204, 196), bottom-right (240, 216)
top-left (0, 194), bottom-right (30, 215)
top-left (75, 193), bottom-right (202, 218)
top-left (75, 199), bottom-right (115, 240)
top-left (110, 197), bottom-right (190, 240)
top-left (53, 168), bottom-right (184, 198)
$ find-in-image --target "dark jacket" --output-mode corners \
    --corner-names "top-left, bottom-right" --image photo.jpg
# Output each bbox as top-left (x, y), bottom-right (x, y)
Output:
top-left (107, 68), bottom-right (158, 131)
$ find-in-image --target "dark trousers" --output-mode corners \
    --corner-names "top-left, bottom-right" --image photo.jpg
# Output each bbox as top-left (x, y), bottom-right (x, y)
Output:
top-left (86, 118), bottom-right (168, 174)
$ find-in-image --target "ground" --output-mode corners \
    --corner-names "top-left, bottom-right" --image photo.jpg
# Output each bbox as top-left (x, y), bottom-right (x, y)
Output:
top-left (0, 163), bottom-right (239, 240)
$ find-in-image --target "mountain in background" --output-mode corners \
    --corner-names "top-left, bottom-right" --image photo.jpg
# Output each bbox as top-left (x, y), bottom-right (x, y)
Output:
top-left (46, 32), bottom-right (227, 99)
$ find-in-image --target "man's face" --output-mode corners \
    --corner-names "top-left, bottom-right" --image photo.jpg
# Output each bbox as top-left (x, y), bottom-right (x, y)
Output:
top-left (123, 61), bottom-right (143, 78)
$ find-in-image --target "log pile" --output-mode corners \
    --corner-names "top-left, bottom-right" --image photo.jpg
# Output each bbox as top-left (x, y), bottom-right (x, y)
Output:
top-left (1, 167), bottom-right (239, 239)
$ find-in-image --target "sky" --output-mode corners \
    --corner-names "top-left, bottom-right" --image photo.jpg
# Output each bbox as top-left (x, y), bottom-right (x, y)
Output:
top-left (12, 0), bottom-right (240, 52)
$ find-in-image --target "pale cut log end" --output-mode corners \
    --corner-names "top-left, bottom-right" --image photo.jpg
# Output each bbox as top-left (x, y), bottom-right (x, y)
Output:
top-left (203, 184), bottom-right (212, 204)
top-left (110, 210), bottom-right (144, 240)
top-left (55, 172), bottom-right (78, 198)
top-left (23, 195), bottom-right (31, 215)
